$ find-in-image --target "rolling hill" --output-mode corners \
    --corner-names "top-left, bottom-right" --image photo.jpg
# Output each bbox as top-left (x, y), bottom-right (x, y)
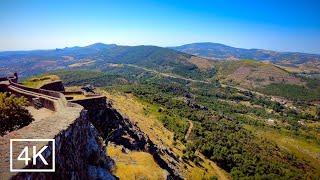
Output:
top-left (213, 60), bottom-right (303, 88)
top-left (1, 43), bottom-right (319, 101)
top-left (2, 42), bottom-right (320, 79)
top-left (171, 42), bottom-right (320, 71)
top-left (0, 43), bottom-right (210, 78)
top-left (2, 42), bottom-right (320, 179)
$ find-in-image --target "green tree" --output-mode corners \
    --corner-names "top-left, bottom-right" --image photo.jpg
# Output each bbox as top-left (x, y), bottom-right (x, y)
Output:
top-left (0, 93), bottom-right (33, 135)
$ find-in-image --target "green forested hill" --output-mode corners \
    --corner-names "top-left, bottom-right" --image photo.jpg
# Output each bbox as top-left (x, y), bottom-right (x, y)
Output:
top-left (45, 69), bottom-right (320, 179)
top-left (2, 43), bottom-right (319, 102)
top-left (2, 43), bottom-right (320, 102)
top-left (171, 42), bottom-right (320, 65)
top-left (0, 44), bottom-right (208, 78)
top-left (21, 46), bottom-right (320, 178)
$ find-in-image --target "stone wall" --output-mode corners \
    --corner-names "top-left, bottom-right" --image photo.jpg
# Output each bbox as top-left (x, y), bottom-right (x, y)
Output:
top-left (0, 77), bottom-right (9, 92)
top-left (1, 74), bottom-right (181, 179)
top-left (6, 85), bottom-right (58, 111)
top-left (69, 96), bottom-right (107, 110)
top-left (0, 84), bottom-right (7, 92)
top-left (6, 79), bottom-right (69, 111)
top-left (0, 77), bottom-right (7, 81)
top-left (1, 74), bottom-right (117, 179)
top-left (40, 80), bottom-right (65, 92)
top-left (1, 74), bottom-right (106, 112)
top-left (9, 79), bottom-right (67, 101)
top-left (12, 110), bottom-right (116, 180)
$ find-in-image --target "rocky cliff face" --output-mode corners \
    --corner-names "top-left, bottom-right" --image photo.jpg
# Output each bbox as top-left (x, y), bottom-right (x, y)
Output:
top-left (88, 101), bottom-right (184, 179)
top-left (13, 110), bottom-right (116, 180)
top-left (11, 96), bottom-right (183, 179)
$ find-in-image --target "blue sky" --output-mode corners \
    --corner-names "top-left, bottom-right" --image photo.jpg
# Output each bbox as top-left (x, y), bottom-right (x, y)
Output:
top-left (0, 0), bottom-right (319, 53)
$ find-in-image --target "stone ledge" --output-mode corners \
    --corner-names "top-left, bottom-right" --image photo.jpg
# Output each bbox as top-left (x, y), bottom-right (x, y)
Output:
top-left (0, 104), bottom-right (82, 178)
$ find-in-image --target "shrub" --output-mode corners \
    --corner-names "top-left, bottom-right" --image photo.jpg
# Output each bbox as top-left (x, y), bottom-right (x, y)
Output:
top-left (0, 93), bottom-right (33, 136)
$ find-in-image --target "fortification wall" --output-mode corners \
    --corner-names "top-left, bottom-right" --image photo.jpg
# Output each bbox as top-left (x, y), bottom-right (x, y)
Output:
top-left (9, 79), bottom-right (66, 101)
top-left (6, 86), bottom-right (57, 111)
top-left (1, 75), bottom-right (115, 179)
top-left (0, 77), bottom-right (8, 81)
top-left (0, 84), bottom-right (7, 92)
top-left (63, 91), bottom-right (83, 95)
top-left (7, 78), bottom-right (69, 111)
top-left (69, 96), bottom-right (107, 110)
top-left (2, 74), bottom-right (106, 112)
top-left (1, 76), bottom-right (58, 110)
top-left (40, 80), bottom-right (65, 92)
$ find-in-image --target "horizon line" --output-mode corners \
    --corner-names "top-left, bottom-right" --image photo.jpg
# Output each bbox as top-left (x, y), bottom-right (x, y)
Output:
top-left (0, 42), bottom-right (319, 55)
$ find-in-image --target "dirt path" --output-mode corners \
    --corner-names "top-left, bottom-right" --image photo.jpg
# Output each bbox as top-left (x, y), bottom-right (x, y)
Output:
top-left (185, 120), bottom-right (193, 140)
top-left (125, 64), bottom-right (210, 84)
top-left (124, 64), bottom-right (265, 96)
top-left (103, 91), bottom-right (231, 179)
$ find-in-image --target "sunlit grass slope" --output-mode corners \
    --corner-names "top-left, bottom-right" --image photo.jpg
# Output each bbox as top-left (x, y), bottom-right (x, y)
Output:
top-left (102, 90), bottom-right (230, 180)
top-left (22, 74), bottom-right (60, 88)
top-left (107, 143), bottom-right (167, 180)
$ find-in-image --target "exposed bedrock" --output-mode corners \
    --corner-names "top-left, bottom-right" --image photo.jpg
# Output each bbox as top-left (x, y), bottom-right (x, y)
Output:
top-left (88, 100), bottom-right (184, 180)
top-left (12, 110), bottom-right (116, 180)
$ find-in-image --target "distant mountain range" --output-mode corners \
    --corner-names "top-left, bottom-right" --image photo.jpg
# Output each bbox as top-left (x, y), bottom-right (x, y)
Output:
top-left (171, 42), bottom-right (320, 64)
top-left (0, 43), bottom-right (199, 77)
top-left (1, 42), bottom-right (320, 78)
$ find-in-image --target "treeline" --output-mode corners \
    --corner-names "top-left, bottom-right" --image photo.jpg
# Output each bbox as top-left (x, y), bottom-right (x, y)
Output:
top-left (260, 83), bottom-right (320, 101)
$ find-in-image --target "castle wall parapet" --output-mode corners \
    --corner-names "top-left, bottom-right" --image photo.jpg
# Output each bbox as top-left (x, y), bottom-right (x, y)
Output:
top-left (39, 80), bottom-right (65, 91)
top-left (0, 74), bottom-right (107, 112)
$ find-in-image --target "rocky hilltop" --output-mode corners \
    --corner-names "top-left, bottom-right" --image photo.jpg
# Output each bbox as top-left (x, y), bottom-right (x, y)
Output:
top-left (0, 74), bottom-right (184, 179)
top-left (11, 109), bottom-right (116, 180)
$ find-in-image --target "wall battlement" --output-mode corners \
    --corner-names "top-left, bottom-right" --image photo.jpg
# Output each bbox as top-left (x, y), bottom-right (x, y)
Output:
top-left (0, 74), bottom-right (106, 111)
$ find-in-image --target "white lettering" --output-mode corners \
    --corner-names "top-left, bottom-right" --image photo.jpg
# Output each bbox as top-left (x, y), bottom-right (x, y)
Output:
top-left (17, 146), bottom-right (31, 165)
top-left (33, 146), bottom-right (48, 165)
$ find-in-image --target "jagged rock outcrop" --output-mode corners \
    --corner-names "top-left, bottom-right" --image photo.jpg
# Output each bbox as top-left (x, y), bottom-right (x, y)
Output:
top-left (12, 110), bottom-right (116, 180)
top-left (87, 101), bottom-right (184, 179)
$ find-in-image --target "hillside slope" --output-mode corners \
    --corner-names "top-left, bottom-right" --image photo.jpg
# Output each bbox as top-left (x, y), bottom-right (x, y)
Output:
top-left (1, 43), bottom-right (319, 101)
top-left (48, 71), bottom-right (320, 179)
top-left (171, 42), bottom-right (320, 70)
top-left (0, 44), bottom-right (214, 80)
top-left (213, 60), bottom-right (320, 101)
top-left (214, 60), bottom-right (303, 88)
